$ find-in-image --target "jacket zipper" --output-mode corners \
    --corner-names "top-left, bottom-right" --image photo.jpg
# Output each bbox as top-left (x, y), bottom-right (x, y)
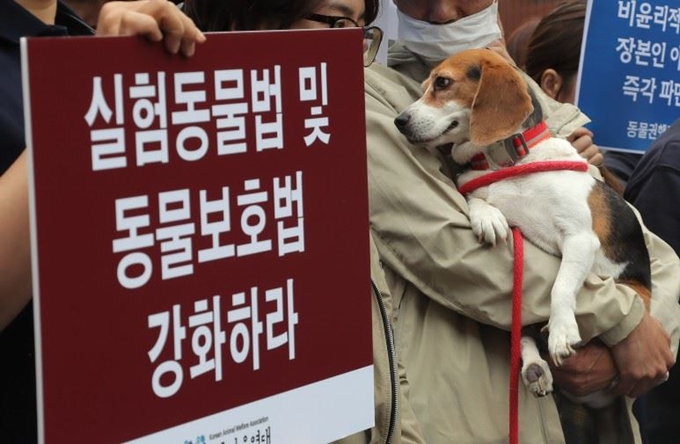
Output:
top-left (372, 279), bottom-right (398, 444)
top-left (622, 399), bottom-right (635, 443)
top-left (536, 397), bottom-right (551, 443)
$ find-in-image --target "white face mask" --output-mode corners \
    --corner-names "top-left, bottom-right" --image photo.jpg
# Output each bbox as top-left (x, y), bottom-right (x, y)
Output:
top-left (397, 1), bottom-right (502, 64)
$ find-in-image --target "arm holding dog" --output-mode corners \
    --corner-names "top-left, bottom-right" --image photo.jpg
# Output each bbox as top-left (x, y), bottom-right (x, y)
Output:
top-left (609, 212), bottom-right (680, 397)
top-left (552, 310), bottom-right (674, 398)
top-left (528, 169), bottom-right (678, 397)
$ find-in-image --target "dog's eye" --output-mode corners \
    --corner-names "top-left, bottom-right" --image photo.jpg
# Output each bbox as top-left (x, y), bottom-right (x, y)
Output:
top-left (433, 76), bottom-right (452, 91)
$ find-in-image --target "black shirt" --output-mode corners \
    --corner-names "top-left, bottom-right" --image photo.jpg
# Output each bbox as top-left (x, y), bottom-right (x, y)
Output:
top-left (0, 1), bottom-right (92, 441)
top-left (625, 119), bottom-right (680, 444)
top-left (625, 119), bottom-right (680, 253)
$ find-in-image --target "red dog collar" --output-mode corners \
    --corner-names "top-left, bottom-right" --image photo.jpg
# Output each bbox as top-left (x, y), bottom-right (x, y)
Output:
top-left (470, 121), bottom-right (552, 170)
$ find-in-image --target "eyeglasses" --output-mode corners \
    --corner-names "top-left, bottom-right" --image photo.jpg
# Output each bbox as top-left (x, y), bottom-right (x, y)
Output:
top-left (305, 13), bottom-right (384, 67)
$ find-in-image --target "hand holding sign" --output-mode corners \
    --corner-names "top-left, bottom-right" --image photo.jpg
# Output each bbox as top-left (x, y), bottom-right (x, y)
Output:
top-left (97, 0), bottom-right (206, 56)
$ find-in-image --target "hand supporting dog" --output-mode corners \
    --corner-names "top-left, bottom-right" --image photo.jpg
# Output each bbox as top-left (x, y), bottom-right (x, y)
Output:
top-left (547, 340), bottom-right (616, 397)
top-left (611, 311), bottom-right (674, 398)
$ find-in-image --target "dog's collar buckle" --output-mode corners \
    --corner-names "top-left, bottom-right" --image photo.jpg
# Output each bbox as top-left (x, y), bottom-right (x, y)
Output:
top-left (505, 133), bottom-right (529, 165)
top-left (510, 120), bottom-right (551, 155)
top-left (478, 141), bottom-right (524, 171)
top-left (470, 121), bottom-right (551, 171)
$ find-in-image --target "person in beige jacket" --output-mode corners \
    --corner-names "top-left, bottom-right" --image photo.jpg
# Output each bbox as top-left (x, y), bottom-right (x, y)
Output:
top-left (364, 0), bottom-right (680, 443)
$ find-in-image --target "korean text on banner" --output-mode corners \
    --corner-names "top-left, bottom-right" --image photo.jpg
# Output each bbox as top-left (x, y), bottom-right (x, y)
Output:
top-left (577, 0), bottom-right (680, 153)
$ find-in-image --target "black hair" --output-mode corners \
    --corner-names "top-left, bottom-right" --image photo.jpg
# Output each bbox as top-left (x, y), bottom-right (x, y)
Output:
top-left (185, 0), bottom-right (380, 32)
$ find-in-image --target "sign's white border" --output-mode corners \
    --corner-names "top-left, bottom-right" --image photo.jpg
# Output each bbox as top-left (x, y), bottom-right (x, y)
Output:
top-left (125, 366), bottom-right (374, 444)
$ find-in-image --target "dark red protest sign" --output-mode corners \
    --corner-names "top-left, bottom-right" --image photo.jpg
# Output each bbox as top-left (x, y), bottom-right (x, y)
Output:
top-left (23, 29), bottom-right (372, 443)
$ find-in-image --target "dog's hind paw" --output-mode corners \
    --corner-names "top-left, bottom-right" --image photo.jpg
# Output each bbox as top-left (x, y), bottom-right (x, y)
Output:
top-left (521, 359), bottom-right (554, 397)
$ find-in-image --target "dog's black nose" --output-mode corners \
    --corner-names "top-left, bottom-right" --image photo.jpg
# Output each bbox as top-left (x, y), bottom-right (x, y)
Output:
top-left (394, 112), bottom-right (411, 133)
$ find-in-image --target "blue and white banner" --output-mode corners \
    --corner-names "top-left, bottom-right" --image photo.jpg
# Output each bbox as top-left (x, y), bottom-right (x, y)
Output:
top-left (577, 0), bottom-right (680, 153)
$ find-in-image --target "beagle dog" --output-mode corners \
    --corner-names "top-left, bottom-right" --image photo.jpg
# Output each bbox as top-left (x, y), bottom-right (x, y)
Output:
top-left (394, 49), bottom-right (651, 404)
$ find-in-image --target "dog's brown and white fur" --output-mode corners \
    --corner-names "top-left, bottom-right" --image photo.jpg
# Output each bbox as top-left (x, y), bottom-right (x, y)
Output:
top-left (394, 49), bottom-right (652, 405)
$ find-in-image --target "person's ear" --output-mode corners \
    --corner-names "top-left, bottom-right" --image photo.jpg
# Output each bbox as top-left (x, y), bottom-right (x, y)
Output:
top-left (540, 69), bottom-right (563, 100)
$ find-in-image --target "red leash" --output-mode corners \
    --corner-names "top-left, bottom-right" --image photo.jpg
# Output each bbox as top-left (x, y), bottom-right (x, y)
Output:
top-left (458, 160), bottom-right (587, 444)
top-left (510, 227), bottom-right (523, 444)
top-left (458, 160), bottom-right (588, 195)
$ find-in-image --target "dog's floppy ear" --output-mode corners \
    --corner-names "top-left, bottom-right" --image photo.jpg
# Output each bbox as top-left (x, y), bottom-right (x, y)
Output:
top-left (469, 55), bottom-right (534, 146)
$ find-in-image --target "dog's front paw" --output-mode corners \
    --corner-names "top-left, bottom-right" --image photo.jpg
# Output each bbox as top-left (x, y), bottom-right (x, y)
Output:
top-left (521, 358), bottom-right (554, 397)
top-left (547, 316), bottom-right (582, 366)
top-left (468, 199), bottom-right (510, 246)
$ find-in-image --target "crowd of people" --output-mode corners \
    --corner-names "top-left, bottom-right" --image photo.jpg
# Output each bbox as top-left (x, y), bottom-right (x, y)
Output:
top-left (1, 0), bottom-right (679, 443)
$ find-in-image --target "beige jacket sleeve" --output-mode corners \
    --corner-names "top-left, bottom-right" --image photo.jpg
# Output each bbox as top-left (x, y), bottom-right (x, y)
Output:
top-left (365, 64), bottom-right (680, 348)
top-left (633, 206), bottom-right (680, 356)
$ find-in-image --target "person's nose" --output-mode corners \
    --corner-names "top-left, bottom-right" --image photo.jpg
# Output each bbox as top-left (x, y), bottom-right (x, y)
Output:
top-left (427, 2), bottom-right (461, 24)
